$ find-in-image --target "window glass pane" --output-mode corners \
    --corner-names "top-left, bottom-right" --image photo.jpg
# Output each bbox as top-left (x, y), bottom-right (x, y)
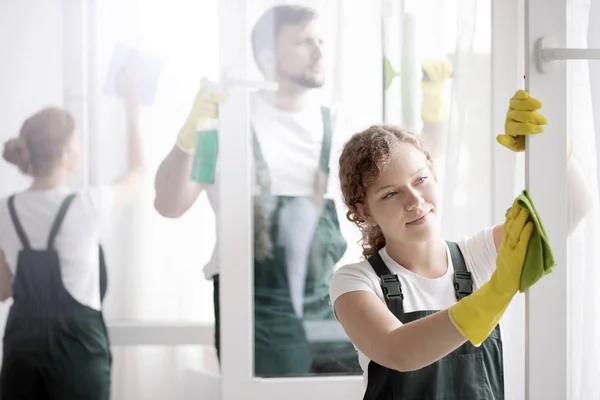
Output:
top-left (93, 0), bottom-right (219, 325)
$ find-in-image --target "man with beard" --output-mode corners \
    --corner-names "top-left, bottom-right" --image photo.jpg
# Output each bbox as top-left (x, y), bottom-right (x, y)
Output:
top-left (154, 4), bottom-right (451, 376)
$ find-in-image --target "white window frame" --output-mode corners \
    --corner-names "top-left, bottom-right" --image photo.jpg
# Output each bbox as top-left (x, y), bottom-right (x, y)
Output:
top-left (524, 0), bottom-right (570, 398)
top-left (491, 1), bottom-right (527, 399)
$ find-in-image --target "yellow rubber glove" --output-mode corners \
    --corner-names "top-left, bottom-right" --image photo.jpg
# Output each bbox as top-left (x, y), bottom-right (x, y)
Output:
top-left (176, 78), bottom-right (227, 153)
top-left (421, 59), bottom-right (453, 123)
top-left (496, 90), bottom-right (547, 152)
top-left (449, 201), bottom-right (534, 346)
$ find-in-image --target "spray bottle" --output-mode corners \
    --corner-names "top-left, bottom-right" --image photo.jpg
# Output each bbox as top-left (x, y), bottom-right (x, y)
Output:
top-left (188, 78), bottom-right (279, 184)
top-left (190, 118), bottom-right (219, 184)
top-left (189, 80), bottom-right (221, 185)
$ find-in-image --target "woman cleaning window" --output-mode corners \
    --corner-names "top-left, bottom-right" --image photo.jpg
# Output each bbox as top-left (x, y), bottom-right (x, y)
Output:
top-left (0, 69), bottom-right (144, 399)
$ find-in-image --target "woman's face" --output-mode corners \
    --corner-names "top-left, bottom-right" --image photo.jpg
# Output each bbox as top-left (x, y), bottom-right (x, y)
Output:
top-left (358, 142), bottom-right (441, 245)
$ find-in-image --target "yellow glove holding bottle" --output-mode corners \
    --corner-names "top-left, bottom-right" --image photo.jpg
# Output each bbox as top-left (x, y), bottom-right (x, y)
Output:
top-left (449, 201), bottom-right (534, 346)
top-left (176, 78), bottom-right (227, 153)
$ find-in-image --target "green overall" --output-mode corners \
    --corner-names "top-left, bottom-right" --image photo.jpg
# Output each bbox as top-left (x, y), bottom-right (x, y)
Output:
top-left (214, 107), bottom-right (360, 376)
top-left (0, 194), bottom-right (111, 400)
top-left (363, 242), bottom-right (504, 400)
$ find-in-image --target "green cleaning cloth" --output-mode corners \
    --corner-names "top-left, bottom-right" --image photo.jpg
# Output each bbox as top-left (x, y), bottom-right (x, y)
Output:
top-left (510, 190), bottom-right (556, 292)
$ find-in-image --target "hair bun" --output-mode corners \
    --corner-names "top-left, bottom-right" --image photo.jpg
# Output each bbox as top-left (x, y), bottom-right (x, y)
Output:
top-left (3, 137), bottom-right (31, 174)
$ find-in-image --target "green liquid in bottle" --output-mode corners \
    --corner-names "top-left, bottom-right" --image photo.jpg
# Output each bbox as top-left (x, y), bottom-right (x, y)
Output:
top-left (190, 129), bottom-right (219, 184)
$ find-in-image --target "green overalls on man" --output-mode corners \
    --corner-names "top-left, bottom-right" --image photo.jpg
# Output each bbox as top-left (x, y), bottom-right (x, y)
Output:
top-left (213, 106), bottom-right (360, 376)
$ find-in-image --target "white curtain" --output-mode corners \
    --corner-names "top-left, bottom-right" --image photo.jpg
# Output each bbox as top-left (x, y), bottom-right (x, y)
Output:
top-left (567, 0), bottom-right (600, 398)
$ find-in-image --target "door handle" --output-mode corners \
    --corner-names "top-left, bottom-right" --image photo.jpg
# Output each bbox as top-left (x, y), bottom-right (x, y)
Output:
top-left (536, 36), bottom-right (600, 73)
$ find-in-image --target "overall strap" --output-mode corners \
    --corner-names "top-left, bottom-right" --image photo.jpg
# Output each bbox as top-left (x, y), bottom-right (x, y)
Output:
top-left (367, 253), bottom-right (404, 317)
top-left (446, 241), bottom-right (473, 301)
top-left (99, 245), bottom-right (108, 302)
top-left (318, 106), bottom-right (333, 177)
top-left (251, 126), bottom-right (272, 195)
top-left (7, 195), bottom-right (31, 249)
top-left (47, 194), bottom-right (76, 250)
top-left (251, 126), bottom-right (266, 165)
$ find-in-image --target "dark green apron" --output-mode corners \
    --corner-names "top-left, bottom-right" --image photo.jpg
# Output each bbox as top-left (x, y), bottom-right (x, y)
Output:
top-left (214, 107), bottom-right (360, 377)
top-left (0, 194), bottom-right (111, 400)
top-left (363, 242), bottom-right (504, 400)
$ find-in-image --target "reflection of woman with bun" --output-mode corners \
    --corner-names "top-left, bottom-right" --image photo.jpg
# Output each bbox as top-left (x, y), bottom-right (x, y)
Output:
top-left (0, 81), bottom-right (143, 398)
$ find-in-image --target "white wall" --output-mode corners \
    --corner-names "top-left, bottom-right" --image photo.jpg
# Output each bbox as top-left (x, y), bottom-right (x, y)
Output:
top-left (0, 0), bottom-right (64, 356)
top-left (0, 0), bottom-right (64, 197)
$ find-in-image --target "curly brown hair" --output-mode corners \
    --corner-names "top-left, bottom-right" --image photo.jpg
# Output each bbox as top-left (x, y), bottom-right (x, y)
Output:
top-left (338, 124), bottom-right (435, 258)
top-left (3, 107), bottom-right (76, 177)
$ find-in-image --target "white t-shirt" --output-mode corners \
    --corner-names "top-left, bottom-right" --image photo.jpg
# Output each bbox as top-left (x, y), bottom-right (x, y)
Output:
top-left (202, 93), bottom-right (345, 279)
top-left (329, 227), bottom-right (498, 385)
top-left (0, 186), bottom-right (115, 311)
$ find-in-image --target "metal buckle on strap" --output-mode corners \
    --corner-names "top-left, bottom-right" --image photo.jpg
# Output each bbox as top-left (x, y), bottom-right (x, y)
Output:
top-left (454, 271), bottom-right (473, 300)
top-left (381, 274), bottom-right (403, 301)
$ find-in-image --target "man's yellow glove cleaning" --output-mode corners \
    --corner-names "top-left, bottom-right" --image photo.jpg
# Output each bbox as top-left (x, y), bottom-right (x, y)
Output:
top-left (449, 202), bottom-right (534, 346)
top-left (176, 78), bottom-right (227, 153)
top-left (421, 59), bottom-right (453, 123)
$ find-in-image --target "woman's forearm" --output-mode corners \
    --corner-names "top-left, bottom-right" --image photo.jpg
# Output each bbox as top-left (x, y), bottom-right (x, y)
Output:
top-left (386, 309), bottom-right (467, 372)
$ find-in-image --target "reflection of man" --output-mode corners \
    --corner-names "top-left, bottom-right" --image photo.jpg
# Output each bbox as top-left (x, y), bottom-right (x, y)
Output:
top-left (154, 5), bottom-right (360, 377)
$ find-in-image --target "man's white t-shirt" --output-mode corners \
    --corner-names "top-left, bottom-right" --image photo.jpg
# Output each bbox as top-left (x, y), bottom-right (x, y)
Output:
top-left (0, 186), bottom-right (115, 311)
top-left (328, 227), bottom-right (498, 385)
top-left (202, 92), bottom-right (345, 279)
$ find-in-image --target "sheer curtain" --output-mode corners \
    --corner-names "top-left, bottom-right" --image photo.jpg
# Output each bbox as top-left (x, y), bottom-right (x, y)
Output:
top-left (567, 0), bottom-right (600, 398)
